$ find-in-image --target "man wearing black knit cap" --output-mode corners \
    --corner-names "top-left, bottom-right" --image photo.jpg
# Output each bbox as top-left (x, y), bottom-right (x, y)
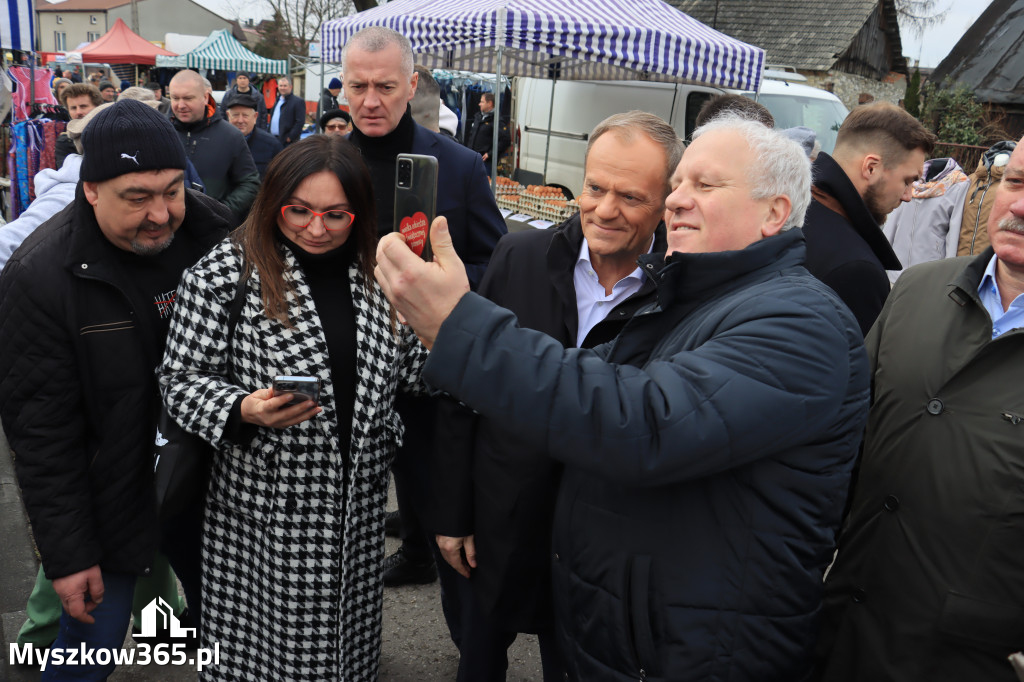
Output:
top-left (0, 98), bottom-right (233, 680)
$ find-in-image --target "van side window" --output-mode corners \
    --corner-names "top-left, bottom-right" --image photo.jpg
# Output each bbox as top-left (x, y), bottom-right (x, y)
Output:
top-left (684, 92), bottom-right (713, 140)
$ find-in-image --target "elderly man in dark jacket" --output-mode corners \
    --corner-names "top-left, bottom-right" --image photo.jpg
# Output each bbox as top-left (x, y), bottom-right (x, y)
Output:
top-left (802, 102), bottom-right (935, 335)
top-left (0, 99), bottom-right (232, 679)
top-left (223, 91), bottom-right (283, 180)
top-left (217, 72), bottom-right (267, 129)
top-left (817, 136), bottom-right (1024, 682)
top-left (377, 115), bottom-right (871, 681)
top-left (432, 111), bottom-right (679, 681)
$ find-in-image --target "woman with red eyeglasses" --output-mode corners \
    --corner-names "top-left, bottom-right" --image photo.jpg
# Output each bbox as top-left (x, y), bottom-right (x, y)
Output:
top-left (157, 134), bottom-right (426, 681)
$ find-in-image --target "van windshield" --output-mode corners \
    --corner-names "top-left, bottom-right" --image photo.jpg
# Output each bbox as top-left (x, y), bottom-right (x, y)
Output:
top-left (743, 93), bottom-right (849, 154)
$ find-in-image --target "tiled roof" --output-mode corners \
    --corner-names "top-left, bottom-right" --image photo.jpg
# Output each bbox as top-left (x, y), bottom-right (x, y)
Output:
top-left (930, 0), bottom-right (1024, 105)
top-left (666, 0), bottom-right (882, 71)
top-left (36, 0), bottom-right (132, 11)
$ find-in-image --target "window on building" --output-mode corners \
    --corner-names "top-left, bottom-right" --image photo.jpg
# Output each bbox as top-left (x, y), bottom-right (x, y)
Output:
top-left (90, 15), bottom-right (98, 24)
top-left (87, 31), bottom-right (101, 42)
top-left (56, 15), bottom-right (63, 24)
top-left (54, 31), bottom-right (66, 51)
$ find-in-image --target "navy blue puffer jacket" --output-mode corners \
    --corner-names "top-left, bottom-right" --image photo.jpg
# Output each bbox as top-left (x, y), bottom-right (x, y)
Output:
top-left (422, 229), bottom-right (870, 681)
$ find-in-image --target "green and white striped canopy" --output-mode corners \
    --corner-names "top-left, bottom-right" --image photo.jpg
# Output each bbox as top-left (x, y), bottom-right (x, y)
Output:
top-left (156, 29), bottom-right (286, 75)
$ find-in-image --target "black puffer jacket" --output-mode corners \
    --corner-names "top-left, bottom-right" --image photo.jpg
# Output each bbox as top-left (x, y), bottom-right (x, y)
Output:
top-left (0, 189), bottom-right (231, 580)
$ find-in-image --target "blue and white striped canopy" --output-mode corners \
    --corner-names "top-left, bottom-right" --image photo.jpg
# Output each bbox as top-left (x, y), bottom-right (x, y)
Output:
top-left (321, 0), bottom-right (763, 90)
top-left (156, 29), bottom-right (287, 75)
top-left (2, 0), bottom-right (34, 52)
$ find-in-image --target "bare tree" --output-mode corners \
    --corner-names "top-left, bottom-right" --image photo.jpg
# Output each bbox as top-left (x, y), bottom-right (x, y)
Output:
top-left (219, 0), bottom-right (364, 57)
top-left (262, 0), bottom-right (358, 57)
top-left (896, 0), bottom-right (950, 38)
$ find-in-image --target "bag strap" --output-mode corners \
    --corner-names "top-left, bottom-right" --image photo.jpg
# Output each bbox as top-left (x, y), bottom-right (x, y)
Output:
top-left (225, 267), bottom-right (249, 341)
top-left (222, 254), bottom-right (250, 382)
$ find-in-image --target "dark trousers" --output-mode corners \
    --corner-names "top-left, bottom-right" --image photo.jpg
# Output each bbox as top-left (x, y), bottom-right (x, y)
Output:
top-left (438, 555), bottom-right (566, 682)
top-left (393, 395), bottom-right (437, 565)
top-left (43, 571), bottom-right (135, 681)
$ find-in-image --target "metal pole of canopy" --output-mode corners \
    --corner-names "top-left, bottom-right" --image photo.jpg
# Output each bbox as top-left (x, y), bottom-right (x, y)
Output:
top-left (542, 77), bottom-right (556, 183)
top-left (490, 5), bottom-right (507, 193)
top-left (318, 56), bottom-right (325, 128)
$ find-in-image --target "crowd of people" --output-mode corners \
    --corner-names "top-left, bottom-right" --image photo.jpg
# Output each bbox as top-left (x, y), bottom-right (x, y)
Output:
top-left (1, 23), bottom-right (1022, 682)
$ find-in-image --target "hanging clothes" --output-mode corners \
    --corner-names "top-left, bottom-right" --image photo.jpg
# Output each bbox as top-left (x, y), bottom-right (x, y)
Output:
top-left (7, 119), bottom-right (67, 219)
top-left (7, 66), bottom-right (59, 121)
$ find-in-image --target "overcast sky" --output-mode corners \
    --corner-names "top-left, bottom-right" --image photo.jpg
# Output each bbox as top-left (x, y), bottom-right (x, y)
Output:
top-left (205, 0), bottom-right (992, 70)
top-left (900, 0), bottom-right (994, 69)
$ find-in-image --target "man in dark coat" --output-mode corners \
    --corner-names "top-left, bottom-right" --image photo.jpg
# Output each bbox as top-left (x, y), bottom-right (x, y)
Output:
top-left (432, 111), bottom-right (679, 681)
top-left (377, 115), bottom-right (870, 681)
top-left (342, 26), bottom-right (506, 588)
top-left (464, 92), bottom-right (510, 163)
top-left (217, 73), bottom-right (267, 130)
top-left (224, 91), bottom-right (283, 180)
top-left (802, 101), bottom-right (935, 335)
top-left (269, 76), bottom-right (305, 146)
top-left (0, 99), bottom-right (232, 679)
top-left (169, 69), bottom-right (260, 222)
top-left (817, 136), bottom-right (1024, 682)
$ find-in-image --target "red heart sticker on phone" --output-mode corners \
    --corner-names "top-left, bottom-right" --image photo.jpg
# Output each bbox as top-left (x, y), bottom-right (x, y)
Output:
top-left (400, 212), bottom-right (429, 256)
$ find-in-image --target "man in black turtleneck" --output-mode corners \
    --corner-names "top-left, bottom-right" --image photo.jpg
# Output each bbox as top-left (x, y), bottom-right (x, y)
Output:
top-left (342, 25), bottom-right (506, 598)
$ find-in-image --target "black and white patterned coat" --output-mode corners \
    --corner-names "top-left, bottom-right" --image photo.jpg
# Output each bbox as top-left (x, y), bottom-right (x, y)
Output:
top-left (157, 238), bottom-right (425, 681)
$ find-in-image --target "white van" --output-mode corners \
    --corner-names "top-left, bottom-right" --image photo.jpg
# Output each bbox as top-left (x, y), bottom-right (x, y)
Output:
top-left (514, 72), bottom-right (849, 197)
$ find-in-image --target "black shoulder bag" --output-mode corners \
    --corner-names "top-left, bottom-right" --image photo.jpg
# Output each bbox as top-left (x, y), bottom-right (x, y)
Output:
top-left (154, 268), bottom-right (250, 520)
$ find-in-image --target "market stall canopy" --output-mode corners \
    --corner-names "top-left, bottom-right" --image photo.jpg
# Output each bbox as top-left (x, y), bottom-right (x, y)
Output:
top-left (320, 0), bottom-right (764, 90)
top-left (2, 0), bottom-right (35, 51)
top-left (155, 29), bottom-right (287, 75)
top-left (79, 18), bottom-right (178, 65)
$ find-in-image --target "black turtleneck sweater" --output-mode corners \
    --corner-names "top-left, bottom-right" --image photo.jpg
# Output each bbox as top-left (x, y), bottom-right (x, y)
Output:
top-left (225, 235), bottom-right (357, 455)
top-left (278, 232), bottom-right (357, 452)
top-left (348, 106), bottom-right (417, 241)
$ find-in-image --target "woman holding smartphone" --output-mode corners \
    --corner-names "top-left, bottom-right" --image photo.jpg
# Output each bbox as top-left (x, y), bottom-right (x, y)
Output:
top-left (157, 135), bottom-right (425, 681)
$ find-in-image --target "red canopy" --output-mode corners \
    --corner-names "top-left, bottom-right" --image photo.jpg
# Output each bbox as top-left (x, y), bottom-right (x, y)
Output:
top-left (78, 18), bottom-right (177, 65)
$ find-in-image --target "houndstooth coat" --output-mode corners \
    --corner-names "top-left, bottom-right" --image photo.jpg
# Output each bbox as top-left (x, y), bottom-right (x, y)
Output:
top-left (157, 238), bottom-right (425, 681)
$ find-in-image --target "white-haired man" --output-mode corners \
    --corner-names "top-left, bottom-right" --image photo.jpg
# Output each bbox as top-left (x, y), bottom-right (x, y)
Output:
top-left (375, 116), bottom-right (871, 680)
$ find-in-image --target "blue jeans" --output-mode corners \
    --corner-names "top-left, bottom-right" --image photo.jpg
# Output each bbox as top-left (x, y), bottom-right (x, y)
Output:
top-left (42, 571), bottom-right (135, 681)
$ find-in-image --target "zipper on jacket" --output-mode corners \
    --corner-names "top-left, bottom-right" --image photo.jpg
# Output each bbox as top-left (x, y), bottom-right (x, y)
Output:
top-left (639, 668), bottom-right (647, 681)
top-left (1003, 412), bottom-right (1024, 425)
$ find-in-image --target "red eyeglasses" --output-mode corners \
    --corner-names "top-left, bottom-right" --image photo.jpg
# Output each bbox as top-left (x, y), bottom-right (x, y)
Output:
top-left (280, 205), bottom-right (355, 231)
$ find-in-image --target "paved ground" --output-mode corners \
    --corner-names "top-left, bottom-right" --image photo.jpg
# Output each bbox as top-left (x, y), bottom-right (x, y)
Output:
top-left (0, 426), bottom-right (543, 681)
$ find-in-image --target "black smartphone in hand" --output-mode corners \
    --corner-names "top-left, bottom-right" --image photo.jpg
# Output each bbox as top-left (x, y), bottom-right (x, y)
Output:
top-left (394, 153), bottom-right (438, 261)
top-left (272, 376), bottom-right (321, 406)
